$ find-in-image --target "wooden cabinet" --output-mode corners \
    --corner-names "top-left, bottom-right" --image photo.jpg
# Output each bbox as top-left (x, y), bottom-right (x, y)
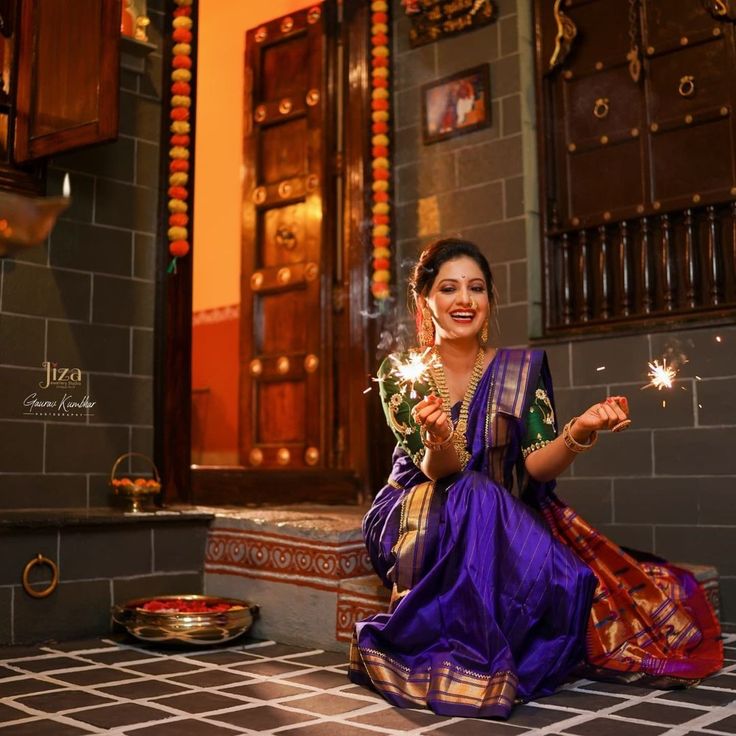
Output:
top-left (0, 0), bottom-right (120, 194)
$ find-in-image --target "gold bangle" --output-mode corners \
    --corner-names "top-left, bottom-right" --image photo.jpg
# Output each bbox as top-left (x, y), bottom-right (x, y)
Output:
top-left (562, 417), bottom-right (598, 453)
top-left (420, 420), bottom-right (455, 451)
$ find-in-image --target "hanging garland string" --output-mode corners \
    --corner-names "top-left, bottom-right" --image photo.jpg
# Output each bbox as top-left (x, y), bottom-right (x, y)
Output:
top-left (370, 0), bottom-right (391, 302)
top-left (167, 0), bottom-right (194, 274)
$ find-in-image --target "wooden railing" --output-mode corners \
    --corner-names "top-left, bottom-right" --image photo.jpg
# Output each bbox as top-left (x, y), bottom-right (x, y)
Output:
top-left (545, 203), bottom-right (736, 333)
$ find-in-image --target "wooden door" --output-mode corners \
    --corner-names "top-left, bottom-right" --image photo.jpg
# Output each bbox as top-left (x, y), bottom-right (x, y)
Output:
top-left (240, 4), bottom-right (337, 478)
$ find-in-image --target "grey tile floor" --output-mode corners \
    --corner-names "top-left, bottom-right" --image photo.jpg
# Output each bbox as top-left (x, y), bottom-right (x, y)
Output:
top-left (0, 634), bottom-right (733, 735)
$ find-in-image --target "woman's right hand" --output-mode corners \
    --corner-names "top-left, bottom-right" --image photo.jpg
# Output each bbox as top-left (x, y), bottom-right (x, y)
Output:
top-left (412, 394), bottom-right (452, 442)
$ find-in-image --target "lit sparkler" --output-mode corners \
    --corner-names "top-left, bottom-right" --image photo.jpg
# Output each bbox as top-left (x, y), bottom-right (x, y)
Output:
top-left (645, 358), bottom-right (678, 391)
top-left (388, 348), bottom-right (437, 398)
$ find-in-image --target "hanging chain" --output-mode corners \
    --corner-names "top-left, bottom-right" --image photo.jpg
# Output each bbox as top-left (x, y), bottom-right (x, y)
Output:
top-left (626, 0), bottom-right (642, 83)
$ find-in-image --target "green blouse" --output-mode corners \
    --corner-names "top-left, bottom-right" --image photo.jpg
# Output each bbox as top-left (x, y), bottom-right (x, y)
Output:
top-left (378, 352), bottom-right (557, 466)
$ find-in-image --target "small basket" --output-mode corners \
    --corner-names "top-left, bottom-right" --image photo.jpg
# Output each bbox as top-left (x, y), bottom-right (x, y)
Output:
top-left (110, 452), bottom-right (161, 512)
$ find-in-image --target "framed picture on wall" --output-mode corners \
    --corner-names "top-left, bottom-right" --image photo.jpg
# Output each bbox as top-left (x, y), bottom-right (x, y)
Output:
top-left (421, 65), bottom-right (491, 145)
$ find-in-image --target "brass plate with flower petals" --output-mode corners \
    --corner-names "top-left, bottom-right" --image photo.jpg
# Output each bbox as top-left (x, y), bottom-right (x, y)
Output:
top-left (279, 98), bottom-right (293, 115)
top-left (276, 356), bottom-right (290, 374)
top-left (277, 267), bottom-right (292, 285)
top-left (304, 354), bottom-right (319, 373)
top-left (277, 448), bottom-right (291, 465)
top-left (278, 181), bottom-right (293, 198)
top-left (281, 16), bottom-right (294, 33)
top-left (306, 89), bottom-right (320, 106)
top-left (304, 262), bottom-right (318, 281)
top-left (308, 6), bottom-right (321, 23)
top-left (249, 359), bottom-right (263, 376)
top-left (254, 105), bottom-right (267, 122)
top-left (249, 448), bottom-right (263, 466)
top-left (250, 272), bottom-right (264, 290)
top-left (252, 187), bottom-right (266, 204)
top-left (255, 26), bottom-right (267, 42)
top-left (305, 447), bottom-right (319, 466)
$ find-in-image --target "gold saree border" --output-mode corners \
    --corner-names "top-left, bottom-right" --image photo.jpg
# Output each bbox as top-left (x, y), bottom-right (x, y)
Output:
top-left (350, 634), bottom-right (519, 710)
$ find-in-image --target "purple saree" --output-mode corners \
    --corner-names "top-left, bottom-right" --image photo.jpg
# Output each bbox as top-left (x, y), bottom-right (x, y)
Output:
top-left (349, 348), bottom-right (722, 718)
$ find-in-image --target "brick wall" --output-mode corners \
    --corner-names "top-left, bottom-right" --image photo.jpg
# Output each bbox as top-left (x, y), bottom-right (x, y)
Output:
top-left (391, 0), bottom-right (736, 626)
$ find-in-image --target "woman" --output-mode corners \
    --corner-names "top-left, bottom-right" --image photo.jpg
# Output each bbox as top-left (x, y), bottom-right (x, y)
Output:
top-left (349, 238), bottom-right (722, 719)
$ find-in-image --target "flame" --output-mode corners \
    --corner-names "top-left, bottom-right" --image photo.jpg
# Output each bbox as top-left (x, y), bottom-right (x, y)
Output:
top-left (388, 348), bottom-right (436, 398)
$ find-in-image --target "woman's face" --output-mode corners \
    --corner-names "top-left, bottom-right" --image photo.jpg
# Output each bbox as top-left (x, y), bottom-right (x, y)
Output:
top-left (420, 256), bottom-right (490, 343)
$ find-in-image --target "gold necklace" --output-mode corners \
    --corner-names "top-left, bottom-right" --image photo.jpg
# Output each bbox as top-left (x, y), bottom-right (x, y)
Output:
top-left (429, 346), bottom-right (486, 469)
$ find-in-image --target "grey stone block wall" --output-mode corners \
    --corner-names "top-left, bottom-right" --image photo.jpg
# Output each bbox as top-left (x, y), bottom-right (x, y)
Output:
top-left (391, 0), bottom-right (736, 625)
top-left (0, 16), bottom-right (165, 510)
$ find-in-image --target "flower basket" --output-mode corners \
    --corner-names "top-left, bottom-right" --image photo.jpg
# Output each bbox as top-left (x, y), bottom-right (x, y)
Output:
top-left (112, 594), bottom-right (259, 645)
top-left (110, 452), bottom-right (161, 512)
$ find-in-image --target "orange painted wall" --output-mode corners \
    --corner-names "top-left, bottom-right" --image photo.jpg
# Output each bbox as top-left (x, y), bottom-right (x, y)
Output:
top-left (192, 0), bottom-right (318, 464)
top-left (193, 0), bottom-right (318, 313)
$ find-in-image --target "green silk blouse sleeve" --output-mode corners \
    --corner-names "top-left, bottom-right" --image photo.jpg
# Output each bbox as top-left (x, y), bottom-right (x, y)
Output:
top-left (378, 353), bottom-right (429, 467)
top-left (521, 373), bottom-right (557, 459)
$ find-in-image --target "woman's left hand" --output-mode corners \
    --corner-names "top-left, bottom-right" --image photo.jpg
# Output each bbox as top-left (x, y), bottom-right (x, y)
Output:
top-left (574, 395), bottom-right (630, 437)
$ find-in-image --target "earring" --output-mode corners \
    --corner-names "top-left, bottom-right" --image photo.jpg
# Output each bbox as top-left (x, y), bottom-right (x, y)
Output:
top-left (479, 318), bottom-right (489, 345)
top-left (419, 306), bottom-right (435, 347)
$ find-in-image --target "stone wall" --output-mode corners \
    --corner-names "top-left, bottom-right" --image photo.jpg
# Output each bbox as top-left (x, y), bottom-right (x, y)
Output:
top-left (391, 0), bottom-right (736, 625)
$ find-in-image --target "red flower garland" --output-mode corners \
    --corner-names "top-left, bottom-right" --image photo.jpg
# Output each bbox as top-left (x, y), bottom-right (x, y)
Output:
top-left (370, 0), bottom-right (391, 301)
top-left (167, 0), bottom-right (195, 269)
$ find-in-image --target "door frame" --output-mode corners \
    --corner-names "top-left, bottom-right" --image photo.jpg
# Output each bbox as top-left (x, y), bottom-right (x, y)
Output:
top-left (155, 0), bottom-right (382, 505)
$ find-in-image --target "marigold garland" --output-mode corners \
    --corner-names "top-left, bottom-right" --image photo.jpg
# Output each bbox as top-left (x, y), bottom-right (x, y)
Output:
top-left (167, 0), bottom-right (195, 273)
top-left (370, 0), bottom-right (391, 301)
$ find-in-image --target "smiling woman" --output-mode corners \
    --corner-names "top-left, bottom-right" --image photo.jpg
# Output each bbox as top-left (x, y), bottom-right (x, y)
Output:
top-left (348, 237), bottom-right (723, 719)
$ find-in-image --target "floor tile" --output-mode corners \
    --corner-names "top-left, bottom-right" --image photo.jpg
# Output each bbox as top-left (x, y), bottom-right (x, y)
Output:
top-left (12, 656), bottom-right (91, 672)
top-left (428, 720), bottom-right (530, 735)
top-left (0, 678), bottom-right (61, 697)
top-left (70, 702), bottom-right (172, 728)
top-left (0, 703), bottom-right (28, 723)
top-left (48, 638), bottom-right (118, 652)
top-left (289, 651), bottom-right (348, 667)
top-left (231, 660), bottom-right (311, 677)
top-left (0, 666), bottom-right (22, 679)
top-left (81, 649), bottom-right (159, 665)
top-left (536, 689), bottom-right (625, 710)
top-left (0, 720), bottom-right (90, 735)
top-left (243, 643), bottom-right (309, 658)
top-left (578, 680), bottom-right (658, 696)
top-left (223, 680), bottom-right (312, 700)
top-left (348, 706), bottom-right (450, 730)
top-left (279, 723), bottom-right (379, 736)
top-left (182, 651), bottom-right (262, 666)
top-left (655, 687), bottom-right (736, 706)
top-left (98, 679), bottom-right (191, 698)
top-left (286, 669), bottom-right (351, 689)
top-left (612, 702), bottom-right (708, 725)
top-left (50, 667), bottom-right (136, 686)
top-left (211, 704), bottom-right (317, 730)
top-left (170, 669), bottom-right (245, 688)
top-left (703, 673), bottom-right (736, 690)
top-left (0, 647), bottom-right (50, 660)
top-left (565, 716), bottom-right (670, 735)
top-left (285, 693), bottom-right (371, 715)
top-left (505, 704), bottom-right (576, 728)
top-left (709, 713), bottom-right (736, 733)
top-left (152, 691), bottom-right (248, 714)
top-left (339, 684), bottom-right (385, 701)
top-left (124, 659), bottom-right (202, 676)
top-left (17, 688), bottom-right (115, 712)
top-left (124, 718), bottom-right (243, 735)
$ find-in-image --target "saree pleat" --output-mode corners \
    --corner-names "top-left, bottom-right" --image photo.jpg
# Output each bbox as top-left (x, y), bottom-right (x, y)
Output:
top-left (351, 348), bottom-right (723, 718)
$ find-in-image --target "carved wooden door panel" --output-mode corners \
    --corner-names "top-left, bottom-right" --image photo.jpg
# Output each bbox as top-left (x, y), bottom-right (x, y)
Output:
top-left (240, 4), bottom-right (334, 473)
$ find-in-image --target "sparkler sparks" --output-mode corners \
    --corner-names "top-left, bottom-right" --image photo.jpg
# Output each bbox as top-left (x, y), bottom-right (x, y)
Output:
top-left (645, 358), bottom-right (678, 391)
top-left (388, 348), bottom-right (437, 398)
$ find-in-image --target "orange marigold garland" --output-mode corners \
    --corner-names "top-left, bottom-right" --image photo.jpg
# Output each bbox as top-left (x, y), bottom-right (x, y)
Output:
top-left (370, 0), bottom-right (391, 302)
top-left (167, 0), bottom-right (195, 274)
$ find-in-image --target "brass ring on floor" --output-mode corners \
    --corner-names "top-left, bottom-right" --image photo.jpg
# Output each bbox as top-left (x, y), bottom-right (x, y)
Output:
top-left (22, 554), bottom-right (59, 599)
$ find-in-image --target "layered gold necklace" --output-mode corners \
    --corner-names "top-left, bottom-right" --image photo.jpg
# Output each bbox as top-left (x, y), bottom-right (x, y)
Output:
top-left (428, 346), bottom-right (486, 469)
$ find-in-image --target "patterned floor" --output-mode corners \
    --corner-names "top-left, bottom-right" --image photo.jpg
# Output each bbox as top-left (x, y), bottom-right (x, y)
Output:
top-left (0, 635), bottom-right (733, 736)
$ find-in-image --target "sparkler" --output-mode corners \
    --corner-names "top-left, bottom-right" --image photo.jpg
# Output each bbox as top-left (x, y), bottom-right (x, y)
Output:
top-left (388, 348), bottom-right (437, 398)
top-left (645, 358), bottom-right (678, 391)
